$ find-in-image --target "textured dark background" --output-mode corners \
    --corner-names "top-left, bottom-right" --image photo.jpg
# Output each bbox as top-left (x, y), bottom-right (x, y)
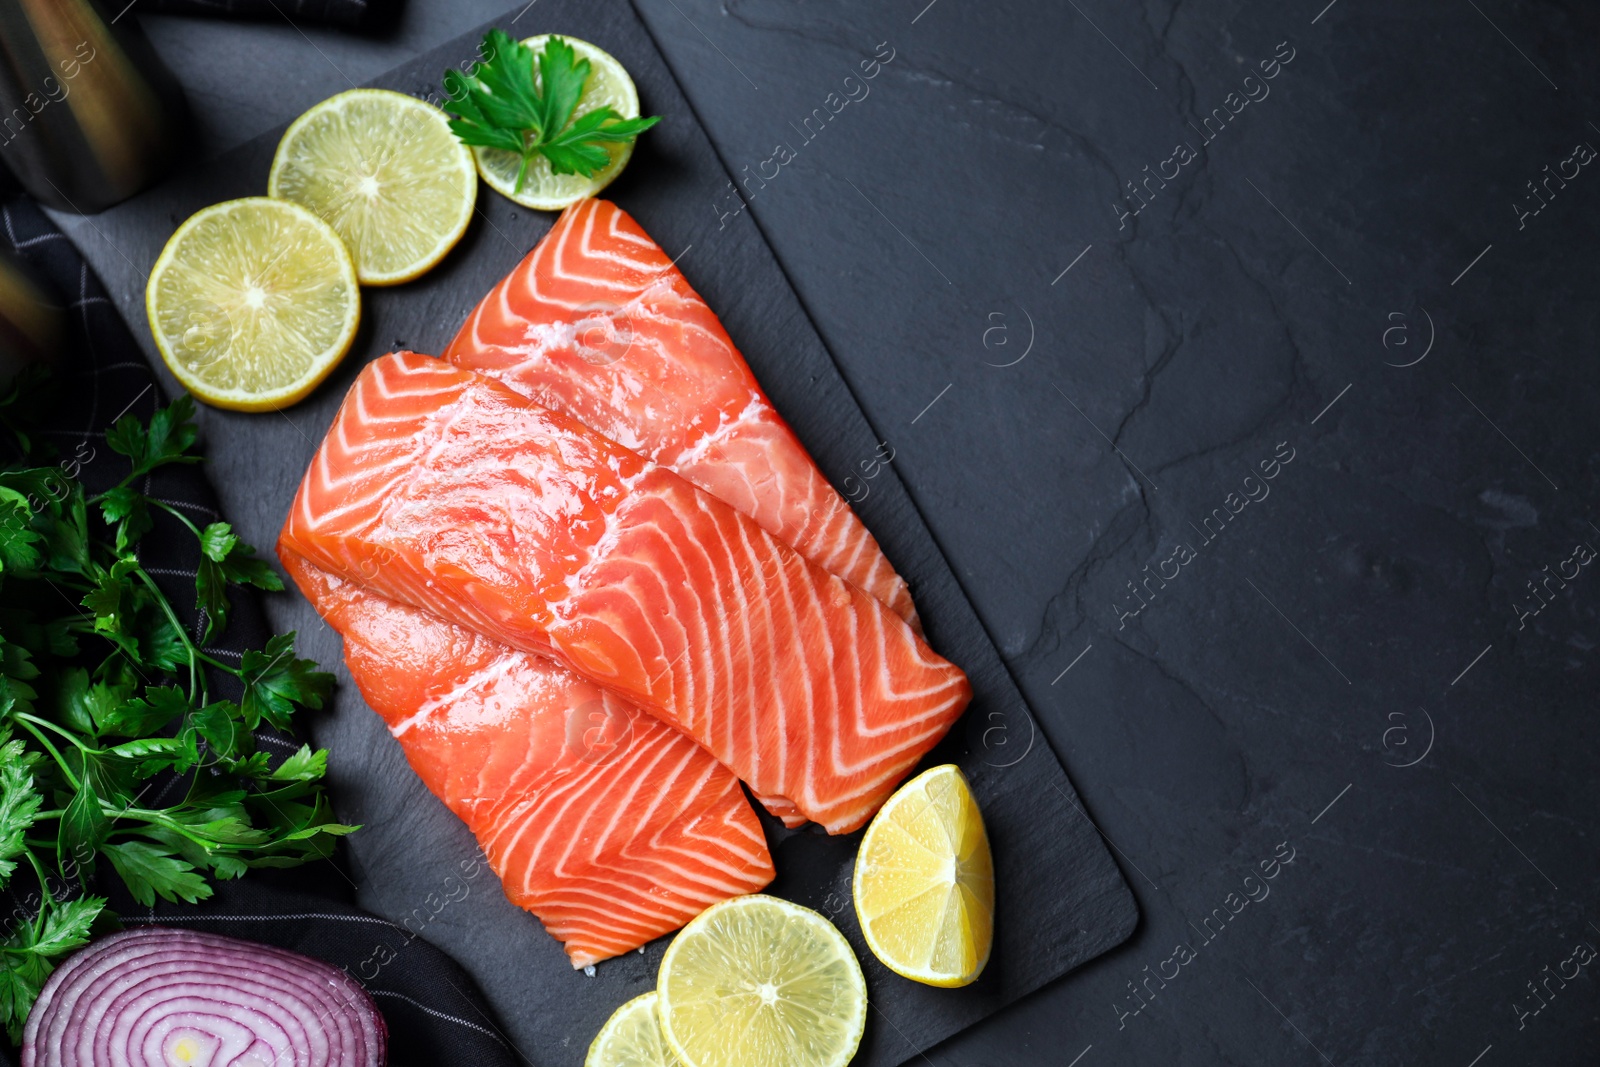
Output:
top-left (55, 0), bottom-right (1600, 1064)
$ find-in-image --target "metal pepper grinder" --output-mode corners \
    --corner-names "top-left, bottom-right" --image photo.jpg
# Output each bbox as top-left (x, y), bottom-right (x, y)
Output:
top-left (0, 0), bottom-right (188, 214)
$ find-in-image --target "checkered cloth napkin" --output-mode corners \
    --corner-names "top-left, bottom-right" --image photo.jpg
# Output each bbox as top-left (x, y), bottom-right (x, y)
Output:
top-left (142, 0), bottom-right (386, 29)
top-left (0, 196), bottom-right (520, 1066)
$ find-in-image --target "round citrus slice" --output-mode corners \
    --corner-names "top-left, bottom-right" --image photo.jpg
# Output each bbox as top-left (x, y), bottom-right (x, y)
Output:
top-left (586, 992), bottom-right (681, 1067)
top-left (853, 764), bottom-right (994, 988)
top-left (269, 88), bottom-right (477, 285)
top-left (145, 197), bottom-right (360, 412)
top-left (656, 895), bottom-right (866, 1067)
top-left (473, 34), bottom-right (643, 211)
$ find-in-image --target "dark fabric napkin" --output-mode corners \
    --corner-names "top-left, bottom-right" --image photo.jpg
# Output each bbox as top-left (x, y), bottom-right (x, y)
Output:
top-left (0, 196), bottom-right (520, 1066)
top-left (141, 0), bottom-right (388, 30)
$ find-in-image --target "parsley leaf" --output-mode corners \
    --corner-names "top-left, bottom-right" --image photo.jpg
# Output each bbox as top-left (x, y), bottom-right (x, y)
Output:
top-left (195, 522), bottom-right (282, 643)
top-left (111, 730), bottom-right (199, 779)
top-left (97, 685), bottom-right (188, 738)
top-left (190, 699), bottom-right (249, 762)
top-left (55, 668), bottom-right (118, 735)
top-left (240, 633), bottom-right (332, 732)
top-left (0, 636), bottom-right (40, 720)
top-left (0, 895), bottom-right (104, 1042)
top-left (141, 615), bottom-right (189, 674)
top-left (270, 745), bottom-right (328, 782)
top-left (0, 736), bottom-right (42, 888)
top-left (56, 777), bottom-right (106, 884)
top-left (442, 30), bottom-right (661, 193)
top-left (102, 840), bottom-right (211, 907)
top-left (0, 487), bottom-right (44, 574)
top-left (42, 485), bottom-right (90, 577)
top-left (105, 395), bottom-right (199, 479)
top-left (98, 486), bottom-right (151, 554)
top-left (535, 35), bottom-right (586, 140)
top-left (26, 896), bottom-right (103, 960)
top-left (82, 558), bottom-right (143, 662)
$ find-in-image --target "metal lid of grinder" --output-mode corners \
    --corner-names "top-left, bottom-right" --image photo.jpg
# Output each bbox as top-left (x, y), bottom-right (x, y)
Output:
top-left (0, 0), bottom-right (188, 214)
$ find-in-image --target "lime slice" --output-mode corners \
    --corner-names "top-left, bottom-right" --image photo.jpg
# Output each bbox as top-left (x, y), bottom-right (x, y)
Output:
top-left (853, 764), bottom-right (994, 987)
top-left (657, 894), bottom-right (865, 1067)
top-left (473, 35), bottom-right (643, 211)
top-left (145, 197), bottom-right (360, 412)
top-left (269, 88), bottom-right (477, 285)
top-left (586, 992), bottom-right (681, 1067)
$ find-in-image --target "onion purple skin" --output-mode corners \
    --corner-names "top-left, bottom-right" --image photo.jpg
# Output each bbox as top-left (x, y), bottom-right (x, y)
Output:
top-left (21, 927), bottom-right (387, 1067)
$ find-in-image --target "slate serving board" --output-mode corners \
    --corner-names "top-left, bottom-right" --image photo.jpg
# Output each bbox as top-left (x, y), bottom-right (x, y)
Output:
top-left (60, 2), bottom-right (1137, 1062)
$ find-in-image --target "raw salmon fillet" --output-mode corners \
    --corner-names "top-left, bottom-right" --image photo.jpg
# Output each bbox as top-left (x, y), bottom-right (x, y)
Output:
top-left (446, 198), bottom-right (918, 629)
top-left (280, 549), bottom-right (774, 967)
top-left (281, 352), bottom-right (971, 834)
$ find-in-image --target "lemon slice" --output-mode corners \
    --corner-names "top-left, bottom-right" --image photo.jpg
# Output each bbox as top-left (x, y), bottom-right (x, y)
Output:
top-left (657, 895), bottom-right (866, 1067)
top-left (853, 764), bottom-right (994, 988)
top-left (586, 993), bottom-right (681, 1067)
top-left (474, 35), bottom-right (643, 211)
top-left (269, 88), bottom-right (477, 285)
top-left (146, 197), bottom-right (360, 412)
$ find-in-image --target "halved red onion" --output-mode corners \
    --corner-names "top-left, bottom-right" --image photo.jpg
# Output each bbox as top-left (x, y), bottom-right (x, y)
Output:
top-left (22, 926), bottom-right (386, 1067)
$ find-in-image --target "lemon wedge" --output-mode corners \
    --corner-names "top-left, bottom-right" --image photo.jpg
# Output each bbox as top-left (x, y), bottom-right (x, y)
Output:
top-left (474, 35), bottom-right (643, 211)
top-left (145, 197), bottom-right (360, 412)
top-left (586, 992), bottom-right (681, 1067)
top-left (269, 88), bottom-right (476, 285)
top-left (656, 894), bottom-right (865, 1067)
top-left (853, 764), bottom-right (994, 988)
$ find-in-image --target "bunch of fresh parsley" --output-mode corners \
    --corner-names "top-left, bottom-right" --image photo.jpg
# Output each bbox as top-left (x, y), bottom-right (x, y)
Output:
top-left (443, 29), bottom-right (661, 194)
top-left (0, 378), bottom-right (353, 1041)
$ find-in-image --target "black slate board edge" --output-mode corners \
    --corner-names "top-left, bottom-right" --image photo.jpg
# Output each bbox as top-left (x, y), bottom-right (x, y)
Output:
top-left (60, 3), bottom-right (1140, 1062)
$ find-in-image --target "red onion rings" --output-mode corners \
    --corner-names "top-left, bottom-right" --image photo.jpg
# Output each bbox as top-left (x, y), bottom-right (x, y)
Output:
top-left (22, 927), bottom-right (385, 1067)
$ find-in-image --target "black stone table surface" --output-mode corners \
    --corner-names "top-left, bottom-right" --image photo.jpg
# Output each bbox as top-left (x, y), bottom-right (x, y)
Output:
top-left (57, 1), bottom-right (1600, 1064)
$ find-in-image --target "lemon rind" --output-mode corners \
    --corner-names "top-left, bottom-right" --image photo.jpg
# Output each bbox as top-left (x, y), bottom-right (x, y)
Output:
top-left (267, 87), bottom-right (476, 286)
top-left (852, 764), bottom-right (994, 989)
top-left (586, 992), bottom-right (673, 1067)
top-left (656, 894), bottom-right (866, 1067)
top-left (145, 197), bottom-right (360, 413)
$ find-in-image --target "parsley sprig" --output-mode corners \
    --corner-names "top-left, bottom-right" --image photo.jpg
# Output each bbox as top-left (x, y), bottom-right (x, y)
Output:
top-left (443, 30), bottom-right (661, 194)
top-left (0, 387), bottom-right (353, 1041)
